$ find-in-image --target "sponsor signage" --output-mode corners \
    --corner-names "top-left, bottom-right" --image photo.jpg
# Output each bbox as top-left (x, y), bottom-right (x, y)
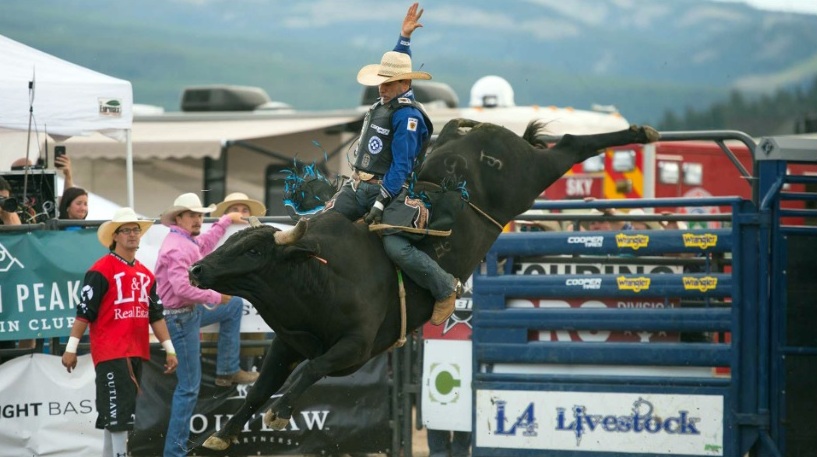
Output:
top-left (131, 348), bottom-right (391, 455)
top-left (0, 230), bottom-right (106, 341)
top-left (422, 277), bottom-right (473, 431)
top-left (475, 389), bottom-right (724, 455)
top-left (0, 225), bottom-right (277, 341)
top-left (508, 298), bottom-right (679, 343)
top-left (0, 353), bottom-right (102, 456)
top-left (514, 262), bottom-right (683, 276)
top-left (421, 340), bottom-right (472, 431)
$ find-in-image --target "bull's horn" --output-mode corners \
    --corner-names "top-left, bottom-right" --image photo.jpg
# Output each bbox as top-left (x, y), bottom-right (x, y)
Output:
top-left (274, 219), bottom-right (307, 245)
top-left (249, 216), bottom-right (262, 227)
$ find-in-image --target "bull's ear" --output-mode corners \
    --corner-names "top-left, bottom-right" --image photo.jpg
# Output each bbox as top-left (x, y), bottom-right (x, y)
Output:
top-left (281, 245), bottom-right (316, 262)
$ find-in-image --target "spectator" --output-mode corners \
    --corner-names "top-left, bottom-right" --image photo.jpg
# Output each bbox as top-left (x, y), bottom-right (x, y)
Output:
top-left (0, 176), bottom-right (21, 226)
top-left (660, 211), bottom-right (689, 231)
top-left (581, 208), bottom-right (613, 231)
top-left (155, 192), bottom-right (258, 457)
top-left (61, 207), bottom-right (178, 457)
top-left (628, 208), bottom-right (663, 230)
top-left (211, 192), bottom-right (266, 218)
top-left (209, 192), bottom-right (268, 360)
top-left (58, 186), bottom-right (89, 230)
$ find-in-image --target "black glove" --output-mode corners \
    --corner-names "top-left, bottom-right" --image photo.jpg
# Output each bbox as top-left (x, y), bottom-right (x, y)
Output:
top-left (364, 187), bottom-right (391, 225)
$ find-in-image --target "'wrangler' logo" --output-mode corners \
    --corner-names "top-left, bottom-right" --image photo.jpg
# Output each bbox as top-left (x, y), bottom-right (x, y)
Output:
top-left (682, 276), bottom-right (718, 292)
top-left (682, 233), bottom-right (718, 249)
top-left (615, 233), bottom-right (649, 250)
top-left (616, 276), bottom-right (651, 292)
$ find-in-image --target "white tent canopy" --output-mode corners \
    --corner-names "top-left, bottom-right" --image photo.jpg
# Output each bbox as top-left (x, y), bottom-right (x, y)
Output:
top-left (0, 34), bottom-right (134, 204)
top-left (0, 34), bottom-right (132, 139)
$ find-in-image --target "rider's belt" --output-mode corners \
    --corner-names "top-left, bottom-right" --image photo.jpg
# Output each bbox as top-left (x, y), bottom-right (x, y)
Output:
top-left (163, 305), bottom-right (194, 316)
top-left (353, 170), bottom-right (383, 185)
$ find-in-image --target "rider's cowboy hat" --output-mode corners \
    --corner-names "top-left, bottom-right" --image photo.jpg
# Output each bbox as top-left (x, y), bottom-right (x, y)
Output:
top-left (97, 207), bottom-right (153, 247)
top-left (211, 192), bottom-right (266, 217)
top-left (357, 51), bottom-right (432, 86)
top-left (160, 192), bottom-right (216, 226)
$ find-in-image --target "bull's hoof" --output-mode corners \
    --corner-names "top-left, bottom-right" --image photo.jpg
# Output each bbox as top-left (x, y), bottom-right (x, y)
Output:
top-left (642, 125), bottom-right (660, 143)
top-left (203, 434), bottom-right (230, 451)
top-left (630, 124), bottom-right (660, 143)
top-left (263, 409), bottom-right (290, 430)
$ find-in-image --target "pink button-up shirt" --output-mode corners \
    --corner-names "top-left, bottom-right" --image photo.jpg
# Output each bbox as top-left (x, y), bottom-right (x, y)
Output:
top-left (154, 215), bottom-right (232, 309)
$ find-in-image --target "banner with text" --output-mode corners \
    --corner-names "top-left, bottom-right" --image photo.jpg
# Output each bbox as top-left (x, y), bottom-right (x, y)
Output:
top-left (0, 224), bottom-right (286, 342)
top-left (131, 346), bottom-right (392, 456)
top-left (0, 353), bottom-right (102, 456)
top-left (0, 230), bottom-right (105, 341)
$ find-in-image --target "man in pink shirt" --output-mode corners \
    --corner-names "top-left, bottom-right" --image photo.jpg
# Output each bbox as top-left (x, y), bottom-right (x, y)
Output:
top-left (155, 192), bottom-right (259, 457)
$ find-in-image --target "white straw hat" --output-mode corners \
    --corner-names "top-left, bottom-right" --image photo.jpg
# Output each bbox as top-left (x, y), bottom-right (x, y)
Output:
top-left (97, 207), bottom-right (153, 247)
top-left (628, 208), bottom-right (663, 230)
top-left (160, 193), bottom-right (216, 226)
top-left (357, 51), bottom-right (432, 86)
top-left (211, 192), bottom-right (266, 217)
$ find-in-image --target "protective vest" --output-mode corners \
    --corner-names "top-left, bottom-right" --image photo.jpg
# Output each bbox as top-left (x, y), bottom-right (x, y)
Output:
top-left (354, 97), bottom-right (432, 176)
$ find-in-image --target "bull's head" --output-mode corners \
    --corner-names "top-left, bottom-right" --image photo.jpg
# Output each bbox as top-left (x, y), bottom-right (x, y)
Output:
top-left (188, 219), bottom-right (312, 300)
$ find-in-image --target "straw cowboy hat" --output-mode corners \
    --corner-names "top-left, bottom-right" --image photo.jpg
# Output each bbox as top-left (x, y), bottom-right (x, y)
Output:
top-left (357, 51), bottom-right (432, 86)
top-left (160, 192), bottom-right (216, 226)
top-left (628, 208), bottom-right (664, 230)
top-left (211, 192), bottom-right (266, 217)
top-left (97, 207), bottom-right (153, 247)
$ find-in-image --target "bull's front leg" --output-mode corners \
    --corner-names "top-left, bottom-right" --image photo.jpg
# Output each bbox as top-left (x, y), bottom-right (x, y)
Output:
top-left (264, 334), bottom-right (372, 430)
top-left (202, 338), bottom-right (303, 451)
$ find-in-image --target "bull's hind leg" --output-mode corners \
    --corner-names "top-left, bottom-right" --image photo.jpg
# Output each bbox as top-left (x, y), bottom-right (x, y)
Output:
top-left (533, 125), bottom-right (659, 189)
top-left (202, 338), bottom-right (303, 451)
top-left (555, 124), bottom-right (659, 157)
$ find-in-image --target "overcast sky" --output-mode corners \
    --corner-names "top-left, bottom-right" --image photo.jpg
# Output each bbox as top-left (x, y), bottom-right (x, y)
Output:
top-left (714, 0), bottom-right (817, 15)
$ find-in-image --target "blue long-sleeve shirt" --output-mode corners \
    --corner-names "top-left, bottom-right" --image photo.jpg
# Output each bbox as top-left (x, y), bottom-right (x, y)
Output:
top-left (378, 35), bottom-right (429, 196)
top-left (381, 93), bottom-right (429, 196)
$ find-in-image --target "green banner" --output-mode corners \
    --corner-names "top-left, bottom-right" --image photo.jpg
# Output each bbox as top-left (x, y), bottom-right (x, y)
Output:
top-left (0, 230), bottom-right (106, 341)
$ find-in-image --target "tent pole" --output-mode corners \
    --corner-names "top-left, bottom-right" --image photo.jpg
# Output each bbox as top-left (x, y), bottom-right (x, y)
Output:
top-left (126, 129), bottom-right (134, 208)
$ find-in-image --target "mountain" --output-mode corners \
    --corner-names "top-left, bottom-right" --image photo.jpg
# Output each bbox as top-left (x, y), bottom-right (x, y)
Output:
top-left (2, 0), bottom-right (817, 124)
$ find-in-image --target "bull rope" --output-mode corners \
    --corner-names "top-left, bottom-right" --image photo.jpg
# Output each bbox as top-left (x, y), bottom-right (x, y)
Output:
top-left (468, 201), bottom-right (504, 231)
top-left (369, 223), bottom-right (451, 237)
top-left (371, 201), bottom-right (503, 234)
top-left (391, 269), bottom-right (407, 349)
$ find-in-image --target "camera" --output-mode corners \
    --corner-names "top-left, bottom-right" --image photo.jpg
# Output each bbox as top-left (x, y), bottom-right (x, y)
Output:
top-left (0, 196), bottom-right (18, 212)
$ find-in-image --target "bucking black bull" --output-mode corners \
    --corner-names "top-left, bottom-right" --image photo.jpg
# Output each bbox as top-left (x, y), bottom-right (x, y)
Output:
top-left (189, 118), bottom-right (659, 450)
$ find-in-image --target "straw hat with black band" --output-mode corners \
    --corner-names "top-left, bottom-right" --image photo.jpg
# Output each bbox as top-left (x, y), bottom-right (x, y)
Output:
top-left (160, 193), bottom-right (216, 226)
top-left (97, 207), bottom-right (153, 248)
top-left (356, 51), bottom-right (431, 86)
top-left (211, 192), bottom-right (266, 217)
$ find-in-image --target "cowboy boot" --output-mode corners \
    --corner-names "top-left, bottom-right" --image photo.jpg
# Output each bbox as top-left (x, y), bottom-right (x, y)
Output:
top-left (431, 279), bottom-right (463, 325)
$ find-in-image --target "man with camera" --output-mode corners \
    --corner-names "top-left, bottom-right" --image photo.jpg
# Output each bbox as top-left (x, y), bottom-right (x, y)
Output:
top-left (0, 176), bottom-right (21, 226)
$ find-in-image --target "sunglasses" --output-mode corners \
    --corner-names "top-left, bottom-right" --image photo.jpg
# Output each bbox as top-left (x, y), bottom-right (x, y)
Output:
top-left (116, 227), bottom-right (143, 235)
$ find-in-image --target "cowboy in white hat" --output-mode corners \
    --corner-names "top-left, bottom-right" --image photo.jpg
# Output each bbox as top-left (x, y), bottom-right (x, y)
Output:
top-left (323, 3), bottom-right (462, 326)
top-left (62, 207), bottom-right (177, 457)
top-left (212, 192), bottom-right (266, 218)
top-left (97, 206), bottom-right (154, 250)
top-left (154, 192), bottom-right (257, 457)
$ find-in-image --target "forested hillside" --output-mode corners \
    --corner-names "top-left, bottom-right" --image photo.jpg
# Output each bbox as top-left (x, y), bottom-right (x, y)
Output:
top-left (658, 76), bottom-right (817, 136)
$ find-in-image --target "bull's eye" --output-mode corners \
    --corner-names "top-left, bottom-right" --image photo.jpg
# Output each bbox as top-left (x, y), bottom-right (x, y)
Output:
top-left (247, 248), bottom-right (261, 257)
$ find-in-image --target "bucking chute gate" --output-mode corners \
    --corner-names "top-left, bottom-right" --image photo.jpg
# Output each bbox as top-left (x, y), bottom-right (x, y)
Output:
top-left (471, 133), bottom-right (817, 457)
